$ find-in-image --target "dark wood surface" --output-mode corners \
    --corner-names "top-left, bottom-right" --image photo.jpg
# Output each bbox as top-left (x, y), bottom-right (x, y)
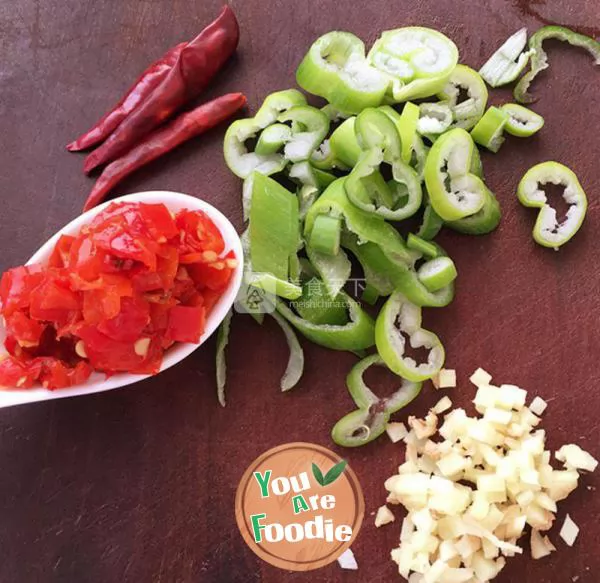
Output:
top-left (0, 1), bottom-right (599, 581)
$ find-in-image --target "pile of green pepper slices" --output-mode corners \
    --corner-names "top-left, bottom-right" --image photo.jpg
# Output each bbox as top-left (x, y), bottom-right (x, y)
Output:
top-left (219, 24), bottom-right (597, 447)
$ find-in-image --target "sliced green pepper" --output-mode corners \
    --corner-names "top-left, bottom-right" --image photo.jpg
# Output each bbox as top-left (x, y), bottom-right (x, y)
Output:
top-left (514, 25), bottom-right (600, 104)
top-left (517, 161), bottom-right (587, 249)
top-left (215, 310), bottom-right (233, 407)
top-left (309, 215), bottom-right (342, 255)
top-left (407, 233), bottom-right (438, 258)
top-left (305, 244), bottom-right (352, 299)
top-left (304, 177), bottom-right (413, 265)
top-left (479, 28), bottom-right (534, 88)
top-left (416, 202), bottom-right (444, 240)
top-left (375, 291), bottom-right (445, 382)
top-left (354, 107), bottom-right (402, 161)
top-left (255, 123), bottom-right (291, 156)
top-left (331, 354), bottom-right (422, 447)
top-left (278, 105), bottom-right (330, 162)
top-left (417, 256), bottom-right (458, 292)
top-left (341, 233), bottom-right (395, 297)
top-left (288, 161), bottom-right (320, 218)
top-left (399, 102), bottom-right (420, 164)
top-left (368, 27), bottom-right (459, 102)
top-left (321, 103), bottom-right (352, 121)
top-left (296, 31), bottom-right (389, 113)
top-left (345, 149), bottom-right (423, 220)
top-left (501, 103), bottom-right (544, 137)
top-left (248, 172), bottom-right (302, 299)
top-left (224, 89), bottom-right (306, 178)
top-left (276, 290), bottom-right (375, 351)
top-left (424, 128), bottom-right (487, 221)
top-left (438, 64), bottom-right (489, 130)
top-left (446, 187), bottom-right (501, 235)
top-left (470, 106), bottom-right (509, 153)
top-left (417, 102), bottom-right (453, 135)
top-left (342, 233), bottom-right (455, 307)
top-left (270, 311), bottom-right (305, 391)
top-left (294, 278), bottom-right (348, 325)
top-left (329, 117), bottom-right (362, 168)
top-left (345, 108), bottom-right (423, 220)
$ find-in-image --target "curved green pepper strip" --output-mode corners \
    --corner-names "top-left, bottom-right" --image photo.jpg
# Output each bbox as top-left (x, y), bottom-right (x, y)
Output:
top-left (417, 256), bottom-right (458, 292)
top-left (375, 291), bottom-right (445, 382)
top-left (360, 284), bottom-right (380, 306)
top-left (479, 28), bottom-right (534, 88)
top-left (514, 25), bottom-right (600, 104)
top-left (255, 123), bottom-right (292, 156)
top-left (399, 102), bottom-right (420, 163)
top-left (329, 117), bottom-right (362, 168)
top-left (309, 215), bottom-right (342, 255)
top-left (346, 108), bottom-right (423, 220)
top-left (294, 277), bottom-right (348, 325)
top-left (269, 311), bottom-right (305, 392)
top-left (501, 103), bottom-right (544, 137)
top-left (276, 291), bottom-right (375, 351)
top-left (354, 107), bottom-right (402, 161)
top-left (304, 177), bottom-right (413, 265)
top-left (380, 104), bottom-right (428, 179)
top-left (331, 354), bottom-right (423, 447)
top-left (341, 233), bottom-right (395, 296)
top-left (407, 233), bottom-right (438, 258)
top-left (517, 161), bottom-right (587, 249)
top-left (417, 102), bottom-right (453, 135)
top-left (288, 161), bottom-right (321, 218)
top-left (215, 310), bottom-right (233, 406)
top-left (345, 149), bottom-right (423, 220)
top-left (446, 187), bottom-right (501, 235)
top-left (438, 64), bottom-right (489, 130)
top-left (224, 89), bottom-right (306, 178)
top-left (278, 105), bottom-right (330, 163)
top-left (305, 244), bottom-right (352, 299)
top-left (470, 106), bottom-right (508, 153)
top-left (296, 31), bottom-right (389, 114)
top-left (310, 139), bottom-right (348, 171)
top-left (470, 142), bottom-right (484, 179)
top-left (313, 167), bottom-right (337, 189)
top-left (417, 202), bottom-right (444, 240)
top-left (341, 233), bottom-right (455, 307)
top-left (368, 27), bottom-right (459, 102)
top-left (248, 172), bottom-right (302, 300)
top-left (424, 128), bottom-right (487, 221)
top-left (321, 104), bottom-right (352, 121)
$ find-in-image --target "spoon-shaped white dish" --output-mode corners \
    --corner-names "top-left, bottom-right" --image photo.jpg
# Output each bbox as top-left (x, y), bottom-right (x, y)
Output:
top-left (0, 191), bottom-right (243, 408)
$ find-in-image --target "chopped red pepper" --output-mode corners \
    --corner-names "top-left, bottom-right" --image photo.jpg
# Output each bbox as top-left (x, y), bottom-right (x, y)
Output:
top-left (0, 202), bottom-right (234, 389)
top-left (165, 305), bottom-right (206, 344)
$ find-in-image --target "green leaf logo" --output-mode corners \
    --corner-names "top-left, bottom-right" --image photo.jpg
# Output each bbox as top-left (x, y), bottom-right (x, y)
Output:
top-left (312, 460), bottom-right (347, 487)
top-left (312, 462), bottom-right (325, 486)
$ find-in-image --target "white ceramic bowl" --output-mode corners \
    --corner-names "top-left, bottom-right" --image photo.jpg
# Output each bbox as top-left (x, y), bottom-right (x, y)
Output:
top-left (0, 191), bottom-right (243, 408)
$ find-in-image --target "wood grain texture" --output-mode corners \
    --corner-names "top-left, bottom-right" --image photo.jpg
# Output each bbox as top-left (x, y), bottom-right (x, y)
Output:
top-left (0, 0), bottom-right (599, 581)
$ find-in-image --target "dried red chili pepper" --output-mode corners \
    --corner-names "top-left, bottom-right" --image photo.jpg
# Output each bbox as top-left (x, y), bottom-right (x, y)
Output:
top-left (83, 5), bottom-right (240, 174)
top-left (82, 92), bottom-right (246, 211)
top-left (66, 42), bottom-right (187, 152)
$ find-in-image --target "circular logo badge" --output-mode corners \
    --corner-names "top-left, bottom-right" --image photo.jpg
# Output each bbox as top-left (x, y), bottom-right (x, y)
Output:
top-left (235, 442), bottom-right (364, 571)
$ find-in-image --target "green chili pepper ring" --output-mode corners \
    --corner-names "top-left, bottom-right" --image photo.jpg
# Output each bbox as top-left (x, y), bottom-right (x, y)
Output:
top-left (517, 161), bottom-right (588, 249)
top-left (331, 354), bottom-right (423, 447)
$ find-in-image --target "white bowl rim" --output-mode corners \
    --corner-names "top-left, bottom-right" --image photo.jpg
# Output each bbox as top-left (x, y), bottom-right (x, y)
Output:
top-left (0, 190), bottom-right (243, 408)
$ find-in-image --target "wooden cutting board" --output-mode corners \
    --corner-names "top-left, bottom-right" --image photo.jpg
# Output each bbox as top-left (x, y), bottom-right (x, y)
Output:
top-left (0, 0), bottom-right (598, 581)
